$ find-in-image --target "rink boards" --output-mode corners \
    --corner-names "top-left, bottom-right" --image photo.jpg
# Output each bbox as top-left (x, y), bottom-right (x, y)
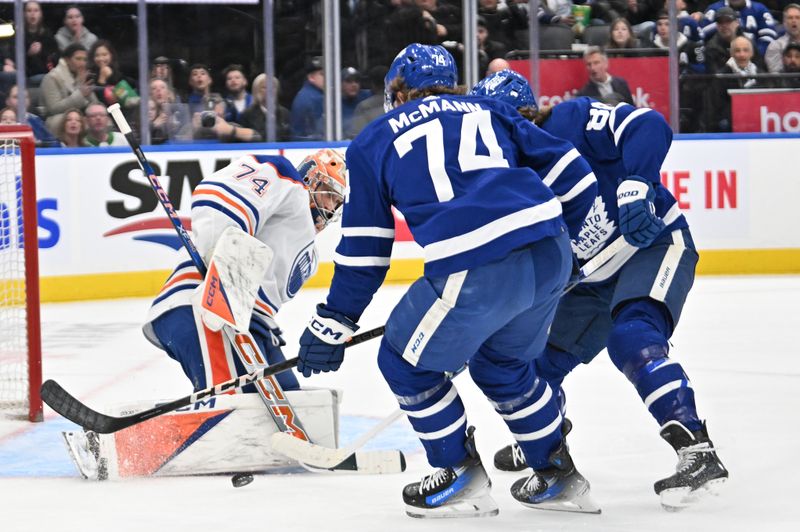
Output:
top-left (14, 135), bottom-right (800, 302)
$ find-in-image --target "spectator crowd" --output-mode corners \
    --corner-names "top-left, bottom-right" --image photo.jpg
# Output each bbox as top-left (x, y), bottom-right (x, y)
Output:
top-left (0, 1), bottom-right (798, 144)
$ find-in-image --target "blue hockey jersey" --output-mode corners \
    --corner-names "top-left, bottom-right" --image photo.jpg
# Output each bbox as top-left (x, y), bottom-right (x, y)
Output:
top-left (701, 0), bottom-right (778, 56)
top-left (539, 97), bottom-right (687, 280)
top-left (327, 94), bottom-right (597, 320)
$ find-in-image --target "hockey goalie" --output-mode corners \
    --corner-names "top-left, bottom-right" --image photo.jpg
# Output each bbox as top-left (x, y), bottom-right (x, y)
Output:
top-left (64, 149), bottom-right (348, 480)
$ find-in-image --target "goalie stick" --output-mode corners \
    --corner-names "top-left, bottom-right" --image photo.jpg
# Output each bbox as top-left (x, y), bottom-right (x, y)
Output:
top-left (271, 236), bottom-right (633, 469)
top-left (107, 104), bottom-right (311, 442)
top-left (41, 325), bottom-right (386, 434)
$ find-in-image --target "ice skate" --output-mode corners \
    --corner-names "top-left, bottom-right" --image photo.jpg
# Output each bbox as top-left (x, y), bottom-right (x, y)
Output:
top-left (62, 430), bottom-right (108, 481)
top-left (510, 440), bottom-right (601, 514)
top-left (654, 420), bottom-right (728, 511)
top-left (403, 426), bottom-right (498, 519)
top-left (494, 416), bottom-right (572, 472)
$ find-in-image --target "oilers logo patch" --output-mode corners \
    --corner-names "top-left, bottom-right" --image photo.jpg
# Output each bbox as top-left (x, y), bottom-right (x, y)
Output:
top-left (287, 243), bottom-right (317, 298)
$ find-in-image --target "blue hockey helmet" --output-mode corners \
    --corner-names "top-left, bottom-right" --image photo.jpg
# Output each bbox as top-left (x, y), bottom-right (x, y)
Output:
top-left (384, 43), bottom-right (458, 112)
top-left (470, 69), bottom-right (537, 110)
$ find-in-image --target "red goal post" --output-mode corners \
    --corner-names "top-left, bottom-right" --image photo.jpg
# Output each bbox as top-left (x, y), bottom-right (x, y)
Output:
top-left (0, 125), bottom-right (42, 422)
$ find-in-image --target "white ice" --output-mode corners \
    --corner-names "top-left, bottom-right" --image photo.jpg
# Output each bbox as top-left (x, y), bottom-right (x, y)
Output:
top-left (1, 275), bottom-right (799, 532)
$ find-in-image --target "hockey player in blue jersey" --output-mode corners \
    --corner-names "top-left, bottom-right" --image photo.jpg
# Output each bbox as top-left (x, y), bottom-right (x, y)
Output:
top-left (297, 44), bottom-right (600, 517)
top-left (471, 69), bottom-right (729, 511)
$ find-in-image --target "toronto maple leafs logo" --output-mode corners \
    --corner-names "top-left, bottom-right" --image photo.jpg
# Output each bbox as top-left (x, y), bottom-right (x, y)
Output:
top-left (571, 196), bottom-right (616, 260)
top-left (286, 242), bottom-right (318, 298)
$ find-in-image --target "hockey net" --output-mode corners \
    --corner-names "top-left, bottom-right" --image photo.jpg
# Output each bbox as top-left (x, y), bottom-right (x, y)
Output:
top-left (0, 125), bottom-right (42, 421)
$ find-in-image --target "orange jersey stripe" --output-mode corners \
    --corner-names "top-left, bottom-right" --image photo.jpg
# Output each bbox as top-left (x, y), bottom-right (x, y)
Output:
top-left (193, 187), bottom-right (254, 235)
top-left (161, 271), bottom-right (203, 292)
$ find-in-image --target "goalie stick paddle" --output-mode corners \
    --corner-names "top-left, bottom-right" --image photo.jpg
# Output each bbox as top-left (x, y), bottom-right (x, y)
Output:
top-left (41, 325), bottom-right (385, 434)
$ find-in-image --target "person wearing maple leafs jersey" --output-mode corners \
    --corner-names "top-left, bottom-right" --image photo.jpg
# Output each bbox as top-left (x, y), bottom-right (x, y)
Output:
top-left (472, 71), bottom-right (728, 511)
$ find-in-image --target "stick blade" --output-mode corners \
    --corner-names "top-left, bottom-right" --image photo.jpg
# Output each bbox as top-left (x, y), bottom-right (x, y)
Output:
top-left (41, 380), bottom-right (120, 434)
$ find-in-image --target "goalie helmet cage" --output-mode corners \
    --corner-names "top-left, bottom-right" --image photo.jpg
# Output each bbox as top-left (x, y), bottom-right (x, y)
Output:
top-left (0, 125), bottom-right (42, 422)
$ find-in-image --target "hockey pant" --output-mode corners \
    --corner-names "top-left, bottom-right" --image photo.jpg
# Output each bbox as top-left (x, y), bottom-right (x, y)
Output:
top-left (536, 228), bottom-right (702, 430)
top-left (378, 234), bottom-right (572, 469)
top-left (150, 305), bottom-right (299, 392)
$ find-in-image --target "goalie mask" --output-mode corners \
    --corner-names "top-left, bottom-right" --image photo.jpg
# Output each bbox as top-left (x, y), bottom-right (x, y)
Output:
top-left (297, 148), bottom-right (347, 232)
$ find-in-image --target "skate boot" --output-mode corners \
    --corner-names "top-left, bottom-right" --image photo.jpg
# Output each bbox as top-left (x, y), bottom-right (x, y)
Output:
top-left (62, 430), bottom-right (108, 480)
top-left (494, 417), bottom-right (572, 472)
top-left (510, 440), bottom-right (601, 514)
top-left (403, 426), bottom-right (499, 519)
top-left (654, 420), bottom-right (728, 511)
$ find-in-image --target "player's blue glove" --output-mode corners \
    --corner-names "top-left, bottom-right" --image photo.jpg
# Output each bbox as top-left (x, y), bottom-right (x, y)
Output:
top-left (616, 175), bottom-right (665, 248)
top-left (297, 304), bottom-right (359, 378)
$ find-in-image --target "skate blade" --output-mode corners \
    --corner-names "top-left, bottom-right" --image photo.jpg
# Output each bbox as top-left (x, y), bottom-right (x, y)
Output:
top-left (406, 495), bottom-right (500, 519)
top-left (518, 477), bottom-right (602, 514)
top-left (660, 477), bottom-right (728, 512)
top-left (520, 490), bottom-right (602, 514)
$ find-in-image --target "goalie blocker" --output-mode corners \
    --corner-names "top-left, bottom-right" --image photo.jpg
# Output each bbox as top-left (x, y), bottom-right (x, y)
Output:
top-left (63, 389), bottom-right (340, 480)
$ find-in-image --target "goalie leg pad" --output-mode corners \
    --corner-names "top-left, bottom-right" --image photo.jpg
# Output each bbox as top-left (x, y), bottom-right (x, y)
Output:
top-left (63, 389), bottom-right (340, 479)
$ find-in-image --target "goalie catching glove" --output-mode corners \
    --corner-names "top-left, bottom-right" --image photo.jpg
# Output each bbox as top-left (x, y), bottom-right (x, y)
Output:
top-left (617, 175), bottom-right (665, 248)
top-left (297, 304), bottom-right (359, 377)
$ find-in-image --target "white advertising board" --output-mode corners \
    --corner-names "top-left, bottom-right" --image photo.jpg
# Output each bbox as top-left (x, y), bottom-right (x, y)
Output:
top-left (20, 136), bottom-right (800, 300)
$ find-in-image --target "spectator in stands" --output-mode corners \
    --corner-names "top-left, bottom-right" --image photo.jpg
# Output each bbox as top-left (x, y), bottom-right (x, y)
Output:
top-left (486, 57), bottom-right (511, 75)
top-left (619, 0), bottom-right (664, 34)
top-left (0, 41), bottom-right (17, 100)
top-left (150, 56), bottom-right (176, 89)
top-left (23, 1), bottom-right (59, 84)
top-left (477, 16), bottom-right (508, 76)
top-left (382, 1), bottom-right (439, 66)
top-left (188, 93), bottom-right (260, 143)
top-left (348, 65), bottom-right (387, 139)
top-left (89, 40), bottom-right (138, 110)
top-left (290, 57), bottom-right (325, 141)
top-left (186, 64), bottom-right (213, 116)
top-left (5, 85), bottom-right (60, 147)
top-left (83, 102), bottom-right (127, 147)
top-left (650, 9), bottom-right (705, 69)
top-left (479, 0), bottom-right (514, 49)
top-left (149, 77), bottom-right (187, 140)
top-left (148, 100), bottom-right (169, 145)
top-left (607, 17), bottom-right (641, 48)
top-left (56, 107), bottom-right (86, 147)
top-left (341, 67), bottom-right (371, 139)
top-left (0, 106), bottom-right (17, 124)
top-left (711, 35), bottom-right (764, 131)
top-left (777, 42), bottom-right (800, 86)
top-left (670, 0), bottom-right (703, 42)
top-left (222, 64), bottom-right (252, 124)
top-left (239, 73), bottom-right (291, 141)
top-left (704, 7), bottom-right (745, 73)
top-left (55, 5), bottom-right (98, 53)
top-left (766, 3), bottom-right (800, 72)
top-left (40, 43), bottom-right (98, 132)
top-left (577, 46), bottom-right (635, 104)
top-left (415, 0), bottom-right (462, 45)
top-left (701, 0), bottom-right (778, 56)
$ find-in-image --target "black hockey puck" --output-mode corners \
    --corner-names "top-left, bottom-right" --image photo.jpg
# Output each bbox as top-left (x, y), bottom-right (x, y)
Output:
top-left (231, 473), bottom-right (254, 488)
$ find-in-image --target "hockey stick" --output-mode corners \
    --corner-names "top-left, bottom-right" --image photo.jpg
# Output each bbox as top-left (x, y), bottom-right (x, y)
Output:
top-left (271, 237), bottom-right (633, 468)
top-left (41, 325), bottom-right (386, 434)
top-left (107, 104), bottom-right (312, 441)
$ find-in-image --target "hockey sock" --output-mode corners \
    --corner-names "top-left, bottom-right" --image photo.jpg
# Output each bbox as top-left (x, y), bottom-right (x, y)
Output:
top-left (607, 302), bottom-right (702, 431)
top-left (378, 342), bottom-right (468, 468)
top-left (470, 351), bottom-right (562, 470)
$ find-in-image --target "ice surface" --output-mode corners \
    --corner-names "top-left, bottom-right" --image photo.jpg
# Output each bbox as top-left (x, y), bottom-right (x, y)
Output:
top-left (1, 276), bottom-right (798, 531)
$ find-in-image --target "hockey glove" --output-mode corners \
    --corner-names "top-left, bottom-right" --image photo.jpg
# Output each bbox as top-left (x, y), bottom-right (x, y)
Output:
top-left (297, 304), bottom-right (359, 378)
top-left (617, 175), bottom-right (665, 248)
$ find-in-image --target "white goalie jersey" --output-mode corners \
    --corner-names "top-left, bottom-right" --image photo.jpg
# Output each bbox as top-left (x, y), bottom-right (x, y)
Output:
top-left (145, 154), bottom-right (318, 335)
